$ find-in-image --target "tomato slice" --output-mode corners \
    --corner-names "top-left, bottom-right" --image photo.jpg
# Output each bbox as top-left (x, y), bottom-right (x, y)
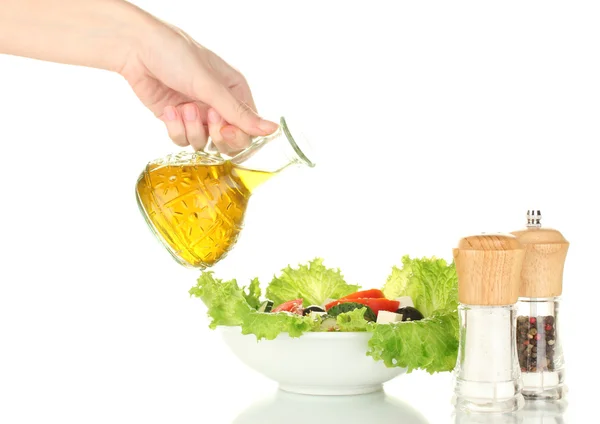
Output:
top-left (272, 299), bottom-right (303, 315)
top-left (325, 298), bottom-right (399, 316)
top-left (337, 289), bottom-right (385, 301)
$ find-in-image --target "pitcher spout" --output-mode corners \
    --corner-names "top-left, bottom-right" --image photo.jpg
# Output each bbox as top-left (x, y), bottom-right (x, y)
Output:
top-left (230, 116), bottom-right (315, 173)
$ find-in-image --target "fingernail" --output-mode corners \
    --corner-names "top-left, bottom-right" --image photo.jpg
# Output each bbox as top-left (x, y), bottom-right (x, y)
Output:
top-left (208, 109), bottom-right (221, 124)
top-left (183, 106), bottom-right (197, 121)
top-left (221, 126), bottom-right (236, 141)
top-left (256, 119), bottom-right (279, 135)
top-left (164, 106), bottom-right (177, 121)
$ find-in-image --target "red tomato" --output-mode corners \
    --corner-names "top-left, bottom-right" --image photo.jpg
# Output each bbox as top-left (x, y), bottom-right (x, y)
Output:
top-left (325, 298), bottom-right (399, 316)
top-left (338, 289), bottom-right (385, 301)
top-left (272, 299), bottom-right (303, 315)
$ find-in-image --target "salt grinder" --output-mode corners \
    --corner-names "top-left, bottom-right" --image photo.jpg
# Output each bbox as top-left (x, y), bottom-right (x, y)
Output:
top-left (511, 210), bottom-right (569, 400)
top-left (451, 234), bottom-right (525, 413)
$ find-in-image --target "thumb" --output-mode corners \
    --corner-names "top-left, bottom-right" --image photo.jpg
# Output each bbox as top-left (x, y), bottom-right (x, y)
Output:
top-left (201, 81), bottom-right (278, 137)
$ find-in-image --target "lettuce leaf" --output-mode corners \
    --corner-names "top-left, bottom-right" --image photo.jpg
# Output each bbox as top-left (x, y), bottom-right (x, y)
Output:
top-left (189, 271), bottom-right (316, 339)
top-left (242, 311), bottom-right (317, 340)
top-left (266, 258), bottom-right (360, 307)
top-left (382, 255), bottom-right (458, 317)
top-left (367, 310), bottom-right (459, 374)
top-left (336, 308), bottom-right (375, 332)
top-left (375, 256), bottom-right (460, 373)
top-left (189, 272), bottom-right (253, 328)
top-left (243, 277), bottom-right (262, 310)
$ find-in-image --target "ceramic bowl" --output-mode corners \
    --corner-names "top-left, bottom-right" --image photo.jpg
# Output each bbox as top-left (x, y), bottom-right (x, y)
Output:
top-left (220, 326), bottom-right (406, 396)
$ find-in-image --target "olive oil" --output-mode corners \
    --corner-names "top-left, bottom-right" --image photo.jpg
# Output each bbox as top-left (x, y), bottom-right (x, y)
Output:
top-left (136, 157), bottom-right (273, 268)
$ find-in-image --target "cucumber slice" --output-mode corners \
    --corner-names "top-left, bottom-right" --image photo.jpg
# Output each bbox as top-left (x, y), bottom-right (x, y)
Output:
top-left (258, 300), bottom-right (274, 313)
top-left (327, 302), bottom-right (377, 322)
top-left (319, 316), bottom-right (338, 331)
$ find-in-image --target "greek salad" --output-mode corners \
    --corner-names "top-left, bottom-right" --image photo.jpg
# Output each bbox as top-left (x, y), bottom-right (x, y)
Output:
top-left (258, 288), bottom-right (425, 332)
top-left (190, 256), bottom-right (460, 374)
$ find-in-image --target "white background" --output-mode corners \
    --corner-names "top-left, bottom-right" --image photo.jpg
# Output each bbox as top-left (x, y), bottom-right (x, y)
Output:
top-left (0, 1), bottom-right (598, 422)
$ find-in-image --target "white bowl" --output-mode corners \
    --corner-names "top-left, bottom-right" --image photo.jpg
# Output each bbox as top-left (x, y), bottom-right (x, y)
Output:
top-left (220, 326), bottom-right (406, 396)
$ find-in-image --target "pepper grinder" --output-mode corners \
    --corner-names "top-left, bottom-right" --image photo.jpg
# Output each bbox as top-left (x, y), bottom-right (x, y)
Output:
top-left (511, 210), bottom-right (569, 401)
top-left (451, 234), bottom-right (526, 413)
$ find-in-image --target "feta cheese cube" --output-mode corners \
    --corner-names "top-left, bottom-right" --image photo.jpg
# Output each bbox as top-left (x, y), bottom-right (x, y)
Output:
top-left (376, 310), bottom-right (403, 324)
top-left (395, 296), bottom-right (414, 308)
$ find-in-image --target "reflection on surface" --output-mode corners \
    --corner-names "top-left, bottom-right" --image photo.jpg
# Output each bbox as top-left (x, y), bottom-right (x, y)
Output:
top-left (234, 388), bottom-right (430, 424)
top-left (453, 400), bottom-right (568, 424)
top-left (454, 410), bottom-right (523, 424)
top-left (518, 400), bottom-right (568, 424)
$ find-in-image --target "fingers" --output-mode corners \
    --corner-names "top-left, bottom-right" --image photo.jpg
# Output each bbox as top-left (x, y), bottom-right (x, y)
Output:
top-left (181, 103), bottom-right (208, 151)
top-left (161, 98), bottom-right (262, 152)
top-left (161, 104), bottom-right (208, 150)
top-left (198, 78), bottom-right (279, 137)
top-left (220, 124), bottom-right (252, 152)
top-left (207, 108), bottom-right (255, 155)
top-left (207, 108), bottom-right (229, 153)
top-left (162, 106), bottom-right (188, 147)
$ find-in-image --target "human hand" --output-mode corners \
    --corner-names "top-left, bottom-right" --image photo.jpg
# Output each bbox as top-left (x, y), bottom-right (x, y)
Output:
top-left (0, 0), bottom-right (276, 153)
top-left (119, 22), bottom-right (278, 153)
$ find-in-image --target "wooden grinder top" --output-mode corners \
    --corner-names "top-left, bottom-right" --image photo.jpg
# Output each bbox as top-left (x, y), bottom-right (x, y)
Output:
top-left (453, 234), bottom-right (525, 305)
top-left (511, 210), bottom-right (569, 297)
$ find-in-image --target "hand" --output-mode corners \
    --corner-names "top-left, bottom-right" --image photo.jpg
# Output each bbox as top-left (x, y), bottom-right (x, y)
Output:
top-left (119, 23), bottom-right (278, 153)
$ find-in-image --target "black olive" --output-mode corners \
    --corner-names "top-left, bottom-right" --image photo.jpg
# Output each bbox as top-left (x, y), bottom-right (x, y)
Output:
top-left (397, 306), bottom-right (424, 321)
top-left (302, 305), bottom-right (326, 316)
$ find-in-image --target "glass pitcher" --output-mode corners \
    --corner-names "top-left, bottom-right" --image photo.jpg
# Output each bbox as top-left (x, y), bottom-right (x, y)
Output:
top-left (135, 117), bottom-right (314, 268)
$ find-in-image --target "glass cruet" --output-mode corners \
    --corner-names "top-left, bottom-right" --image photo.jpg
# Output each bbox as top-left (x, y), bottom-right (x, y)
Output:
top-left (451, 233), bottom-right (526, 414)
top-left (511, 210), bottom-right (569, 401)
top-left (135, 116), bottom-right (315, 269)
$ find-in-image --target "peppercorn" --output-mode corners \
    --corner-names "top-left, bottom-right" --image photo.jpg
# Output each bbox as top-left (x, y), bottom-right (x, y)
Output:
top-left (516, 314), bottom-right (557, 373)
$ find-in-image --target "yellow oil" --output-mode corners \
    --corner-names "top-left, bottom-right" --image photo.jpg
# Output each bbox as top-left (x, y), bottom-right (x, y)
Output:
top-left (136, 159), bottom-right (273, 268)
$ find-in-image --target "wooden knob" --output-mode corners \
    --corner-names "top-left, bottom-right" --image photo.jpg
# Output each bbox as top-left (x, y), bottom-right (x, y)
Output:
top-left (511, 227), bottom-right (569, 297)
top-left (453, 234), bottom-right (525, 305)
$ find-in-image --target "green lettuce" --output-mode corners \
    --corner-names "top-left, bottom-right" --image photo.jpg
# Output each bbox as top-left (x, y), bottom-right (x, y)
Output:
top-left (242, 311), bottom-right (317, 340)
top-left (190, 256), bottom-right (460, 374)
top-left (266, 258), bottom-right (360, 307)
top-left (375, 255), bottom-right (460, 373)
top-left (243, 278), bottom-right (262, 310)
top-left (189, 271), bottom-right (317, 340)
top-left (189, 272), bottom-right (252, 328)
top-left (367, 311), bottom-right (459, 373)
top-left (336, 308), bottom-right (375, 332)
top-left (382, 255), bottom-right (458, 317)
